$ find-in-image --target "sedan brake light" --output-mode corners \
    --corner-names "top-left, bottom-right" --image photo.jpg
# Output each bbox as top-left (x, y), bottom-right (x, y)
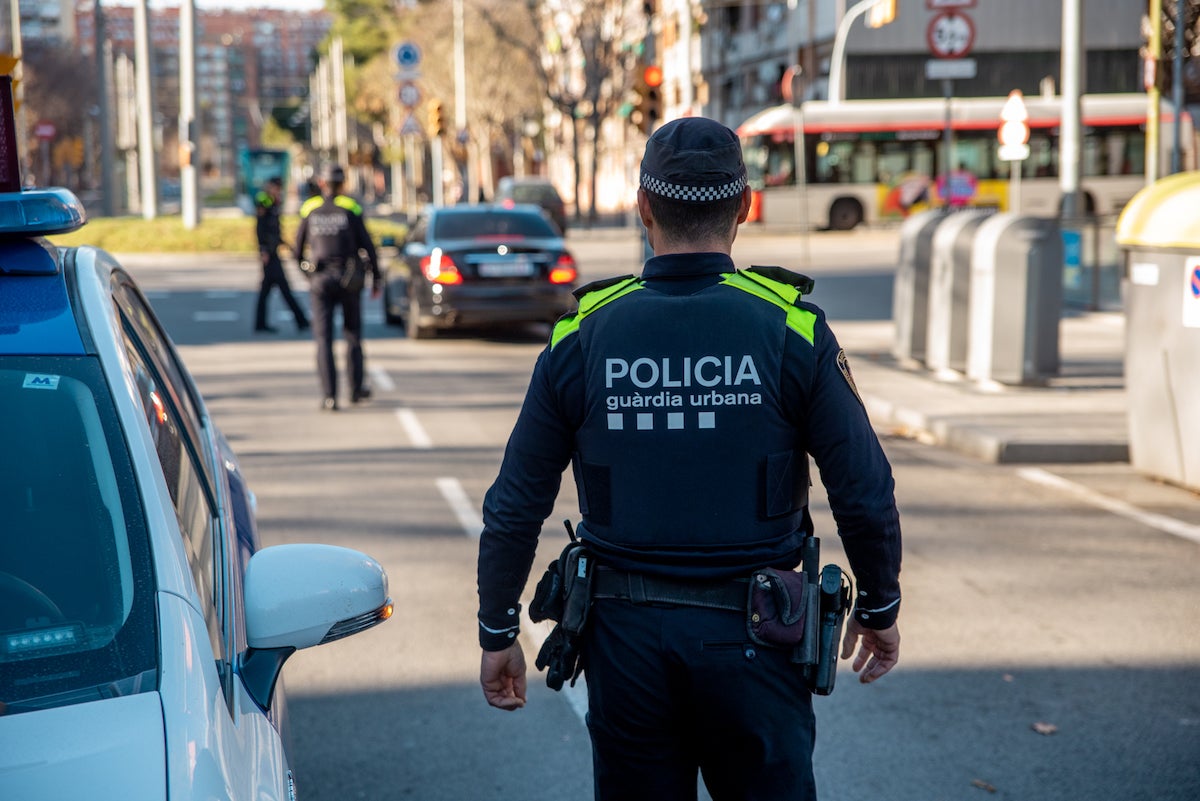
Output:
top-left (421, 249), bottom-right (463, 284)
top-left (549, 254), bottom-right (577, 285)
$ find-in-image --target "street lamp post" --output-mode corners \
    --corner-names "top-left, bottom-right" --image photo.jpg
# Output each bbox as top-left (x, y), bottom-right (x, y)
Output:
top-left (827, 0), bottom-right (886, 104)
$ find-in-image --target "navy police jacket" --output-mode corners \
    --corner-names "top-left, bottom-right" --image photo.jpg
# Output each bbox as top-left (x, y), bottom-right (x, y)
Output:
top-left (477, 252), bottom-right (901, 650)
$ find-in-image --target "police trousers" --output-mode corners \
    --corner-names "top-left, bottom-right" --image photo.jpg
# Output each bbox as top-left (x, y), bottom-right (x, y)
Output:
top-left (309, 268), bottom-right (365, 400)
top-left (583, 598), bottom-right (816, 801)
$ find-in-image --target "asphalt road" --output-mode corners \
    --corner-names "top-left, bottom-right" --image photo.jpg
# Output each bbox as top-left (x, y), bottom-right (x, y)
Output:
top-left (116, 226), bottom-right (1200, 801)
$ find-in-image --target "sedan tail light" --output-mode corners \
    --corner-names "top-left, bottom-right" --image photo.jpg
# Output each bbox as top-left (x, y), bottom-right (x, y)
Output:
top-left (421, 249), bottom-right (463, 284)
top-left (548, 254), bottom-right (577, 285)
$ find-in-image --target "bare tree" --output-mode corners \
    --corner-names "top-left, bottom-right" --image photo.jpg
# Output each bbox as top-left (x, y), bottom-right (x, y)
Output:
top-left (480, 0), bottom-right (641, 224)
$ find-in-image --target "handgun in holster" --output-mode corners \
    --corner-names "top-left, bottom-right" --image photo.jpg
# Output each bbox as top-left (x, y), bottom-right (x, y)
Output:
top-left (797, 536), bottom-right (853, 696)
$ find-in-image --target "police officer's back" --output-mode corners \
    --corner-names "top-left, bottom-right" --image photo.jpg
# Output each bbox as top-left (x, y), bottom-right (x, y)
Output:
top-left (294, 164), bottom-right (381, 411)
top-left (476, 117), bottom-right (902, 801)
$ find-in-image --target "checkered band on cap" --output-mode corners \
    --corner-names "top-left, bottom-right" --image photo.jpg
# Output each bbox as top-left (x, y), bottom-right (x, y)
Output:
top-left (640, 172), bottom-right (748, 202)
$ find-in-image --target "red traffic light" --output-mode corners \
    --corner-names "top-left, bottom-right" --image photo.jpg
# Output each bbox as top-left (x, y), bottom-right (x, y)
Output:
top-left (643, 65), bottom-right (663, 88)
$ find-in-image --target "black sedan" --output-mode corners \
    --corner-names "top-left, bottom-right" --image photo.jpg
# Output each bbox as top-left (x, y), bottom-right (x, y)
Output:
top-left (383, 205), bottom-right (578, 339)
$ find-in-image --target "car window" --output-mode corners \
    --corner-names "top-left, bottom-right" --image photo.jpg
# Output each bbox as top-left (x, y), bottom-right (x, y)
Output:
top-left (433, 211), bottom-right (557, 240)
top-left (0, 356), bottom-right (157, 714)
top-left (114, 288), bottom-right (232, 704)
top-left (510, 185), bottom-right (560, 206)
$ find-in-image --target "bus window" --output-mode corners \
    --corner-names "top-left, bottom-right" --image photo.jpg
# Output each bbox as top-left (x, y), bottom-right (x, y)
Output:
top-left (852, 141), bottom-right (877, 183)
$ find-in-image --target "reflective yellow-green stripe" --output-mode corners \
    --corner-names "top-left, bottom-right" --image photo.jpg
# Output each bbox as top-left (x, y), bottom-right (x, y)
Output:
top-left (720, 271), bottom-right (816, 344)
top-left (334, 195), bottom-right (362, 214)
top-left (299, 194), bottom-right (363, 218)
top-left (299, 196), bottom-right (323, 218)
top-left (551, 277), bottom-right (644, 349)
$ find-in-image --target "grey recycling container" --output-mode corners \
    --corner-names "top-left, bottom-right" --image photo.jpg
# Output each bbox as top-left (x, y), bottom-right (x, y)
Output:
top-left (1115, 171), bottom-right (1200, 492)
top-left (966, 214), bottom-right (1063, 385)
top-left (926, 209), bottom-right (994, 375)
top-left (892, 208), bottom-right (948, 364)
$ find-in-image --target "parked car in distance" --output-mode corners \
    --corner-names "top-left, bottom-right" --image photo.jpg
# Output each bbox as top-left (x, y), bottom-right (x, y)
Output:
top-left (495, 176), bottom-right (569, 234)
top-left (0, 173), bottom-right (392, 797)
top-left (383, 204), bottom-right (579, 339)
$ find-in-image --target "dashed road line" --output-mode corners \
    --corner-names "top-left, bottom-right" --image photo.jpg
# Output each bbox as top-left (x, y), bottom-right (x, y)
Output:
top-left (369, 366), bottom-right (395, 391)
top-left (395, 407), bottom-right (432, 449)
top-left (1018, 467), bottom-right (1200, 546)
top-left (436, 476), bottom-right (483, 538)
top-left (193, 310), bottom-right (239, 322)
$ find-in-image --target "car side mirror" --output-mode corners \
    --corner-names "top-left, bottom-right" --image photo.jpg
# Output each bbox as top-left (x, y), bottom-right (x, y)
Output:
top-left (239, 543), bottom-right (391, 710)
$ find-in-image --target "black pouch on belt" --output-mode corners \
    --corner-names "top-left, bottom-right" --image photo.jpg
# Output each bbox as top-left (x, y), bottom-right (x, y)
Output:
top-left (746, 568), bottom-right (810, 648)
top-left (532, 541), bottom-right (592, 691)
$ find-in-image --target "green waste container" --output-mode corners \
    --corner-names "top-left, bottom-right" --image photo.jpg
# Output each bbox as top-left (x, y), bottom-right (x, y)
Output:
top-left (1115, 171), bottom-right (1200, 492)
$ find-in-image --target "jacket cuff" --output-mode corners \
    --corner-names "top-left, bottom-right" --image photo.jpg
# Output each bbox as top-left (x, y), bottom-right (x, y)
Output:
top-left (852, 596), bottom-right (900, 629)
top-left (478, 606), bottom-right (522, 651)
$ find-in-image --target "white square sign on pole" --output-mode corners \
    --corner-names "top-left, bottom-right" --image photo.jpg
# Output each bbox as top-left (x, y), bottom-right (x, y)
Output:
top-left (1184, 256), bottom-right (1200, 328)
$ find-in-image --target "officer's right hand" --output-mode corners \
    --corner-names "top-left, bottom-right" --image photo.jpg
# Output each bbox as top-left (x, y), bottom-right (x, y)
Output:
top-left (480, 643), bottom-right (527, 711)
top-left (840, 619), bottom-right (899, 684)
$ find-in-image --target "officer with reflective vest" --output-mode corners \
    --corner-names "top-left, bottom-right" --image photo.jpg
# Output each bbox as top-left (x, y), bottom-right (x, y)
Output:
top-left (477, 118), bottom-right (902, 800)
top-left (294, 164), bottom-right (381, 412)
top-left (253, 176), bottom-right (309, 334)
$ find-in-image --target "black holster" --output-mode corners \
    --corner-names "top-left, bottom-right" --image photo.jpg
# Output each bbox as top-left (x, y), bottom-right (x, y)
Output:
top-left (530, 540), bottom-right (593, 691)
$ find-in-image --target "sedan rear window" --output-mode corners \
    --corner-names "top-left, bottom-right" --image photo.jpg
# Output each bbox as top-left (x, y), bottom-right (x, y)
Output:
top-left (0, 356), bottom-right (156, 715)
top-left (433, 210), bottom-right (558, 240)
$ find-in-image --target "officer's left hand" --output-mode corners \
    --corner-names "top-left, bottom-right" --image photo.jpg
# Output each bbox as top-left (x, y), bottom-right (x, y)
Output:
top-left (840, 619), bottom-right (899, 684)
top-left (480, 643), bottom-right (527, 711)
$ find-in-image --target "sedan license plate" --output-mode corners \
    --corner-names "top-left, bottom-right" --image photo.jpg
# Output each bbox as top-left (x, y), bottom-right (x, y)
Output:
top-left (477, 258), bottom-right (534, 278)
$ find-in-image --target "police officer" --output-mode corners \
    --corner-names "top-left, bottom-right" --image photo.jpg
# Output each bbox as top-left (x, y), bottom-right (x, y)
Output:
top-left (254, 177), bottom-right (309, 334)
top-left (476, 117), bottom-right (902, 801)
top-left (294, 164), bottom-right (381, 412)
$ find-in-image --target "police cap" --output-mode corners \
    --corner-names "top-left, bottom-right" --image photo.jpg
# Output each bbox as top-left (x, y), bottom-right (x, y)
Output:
top-left (319, 163), bottom-right (346, 184)
top-left (639, 117), bottom-right (747, 203)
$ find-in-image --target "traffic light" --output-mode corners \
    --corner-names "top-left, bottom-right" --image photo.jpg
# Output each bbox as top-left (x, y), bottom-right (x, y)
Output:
top-left (633, 64), bottom-right (663, 135)
top-left (428, 100), bottom-right (446, 137)
top-left (866, 0), bottom-right (896, 29)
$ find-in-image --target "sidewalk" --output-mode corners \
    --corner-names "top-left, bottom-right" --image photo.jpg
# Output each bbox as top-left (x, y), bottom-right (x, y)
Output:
top-left (835, 311), bottom-right (1130, 464)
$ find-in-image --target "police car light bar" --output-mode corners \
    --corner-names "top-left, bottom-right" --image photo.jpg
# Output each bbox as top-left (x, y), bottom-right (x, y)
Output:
top-left (0, 75), bottom-right (87, 236)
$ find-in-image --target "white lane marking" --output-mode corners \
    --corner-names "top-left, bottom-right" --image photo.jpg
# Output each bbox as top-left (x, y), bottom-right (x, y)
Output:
top-left (395, 407), bottom-right (432, 449)
top-left (370, 366), bottom-right (395, 391)
top-left (193, 311), bottom-right (239, 322)
top-left (204, 290), bottom-right (240, 299)
top-left (521, 610), bottom-right (589, 724)
top-left (1018, 467), bottom-right (1200, 546)
top-left (436, 476), bottom-right (483, 538)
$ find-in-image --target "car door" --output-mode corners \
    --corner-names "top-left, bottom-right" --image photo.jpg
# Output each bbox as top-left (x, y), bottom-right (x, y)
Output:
top-left (110, 267), bottom-right (290, 801)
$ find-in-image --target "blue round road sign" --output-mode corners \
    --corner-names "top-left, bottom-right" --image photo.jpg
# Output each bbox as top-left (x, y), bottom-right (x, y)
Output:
top-left (393, 42), bottom-right (421, 69)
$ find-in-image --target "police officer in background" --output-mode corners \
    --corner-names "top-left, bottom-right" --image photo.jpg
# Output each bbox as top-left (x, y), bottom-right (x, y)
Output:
top-left (476, 117), bottom-right (902, 800)
top-left (254, 177), bottom-right (309, 334)
top-left (294, 164), bottom-right (381, 412)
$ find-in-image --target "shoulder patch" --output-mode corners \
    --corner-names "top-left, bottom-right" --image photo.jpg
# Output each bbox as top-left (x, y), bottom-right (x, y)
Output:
top-left (746, 265), bottom-right (815, 296)
top-left (837, 349), bottom-right (864, 406)
top-left (572, 274), bottom-right (638, 301)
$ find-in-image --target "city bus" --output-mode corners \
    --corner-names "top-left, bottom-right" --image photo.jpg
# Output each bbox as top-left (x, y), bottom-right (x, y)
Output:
top-left (736, 93), bottom-right (1176, 230)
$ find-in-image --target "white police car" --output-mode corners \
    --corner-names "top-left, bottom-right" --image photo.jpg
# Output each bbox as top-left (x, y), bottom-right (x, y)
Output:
top-left (0, 90), bottom-right (391, 799)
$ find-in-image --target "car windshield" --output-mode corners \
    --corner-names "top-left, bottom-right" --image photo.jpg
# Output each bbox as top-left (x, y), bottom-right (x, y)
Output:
top-left (0, 355), bottom-right (157, 715)
top-left (433, 211), bottom-right (557, 240)
top-left (509, 185), bottom-right (560, 205)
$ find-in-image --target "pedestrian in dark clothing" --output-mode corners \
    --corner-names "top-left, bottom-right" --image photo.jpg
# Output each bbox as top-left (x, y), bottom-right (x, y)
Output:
top-left (254, 176), bottom-right (309, 333)
top-left (293, 164), bottom-right (381, 412)
top-left (477, 117), bottom-right (902, 801)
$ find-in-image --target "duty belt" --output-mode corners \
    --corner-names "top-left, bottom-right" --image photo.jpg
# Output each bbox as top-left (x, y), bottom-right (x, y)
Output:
top-left (591, 566), bottom-right (746, 612)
